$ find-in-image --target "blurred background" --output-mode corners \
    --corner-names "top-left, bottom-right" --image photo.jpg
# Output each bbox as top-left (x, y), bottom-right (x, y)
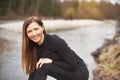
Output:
top-left (0, 0), bottom-right (120, 80)
top-left (0, 0), bottom-right (120, 19)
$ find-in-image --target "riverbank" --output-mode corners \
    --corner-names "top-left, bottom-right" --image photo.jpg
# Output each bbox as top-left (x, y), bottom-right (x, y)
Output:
top-left (91, 20), bottom-right (120, 80)
top-left (0, 19), bottom-right (116, 33)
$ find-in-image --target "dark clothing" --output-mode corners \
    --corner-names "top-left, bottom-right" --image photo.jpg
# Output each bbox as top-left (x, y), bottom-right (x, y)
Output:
top-left (28, 34), bottom-right (89, 80)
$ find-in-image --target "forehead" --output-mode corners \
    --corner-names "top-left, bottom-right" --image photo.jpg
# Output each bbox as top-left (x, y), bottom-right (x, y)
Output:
top-left (27, 22), bottom-right (40, 30)
top-left (28, 21), bottom-right (40, 27)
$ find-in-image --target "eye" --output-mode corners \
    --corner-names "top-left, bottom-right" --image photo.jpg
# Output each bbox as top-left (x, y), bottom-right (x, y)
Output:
top-left (27, 30), bottom-right (32, 33)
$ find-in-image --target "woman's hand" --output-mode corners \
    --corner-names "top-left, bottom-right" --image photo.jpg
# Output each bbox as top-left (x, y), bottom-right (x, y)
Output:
top-left (36, 58), bottom-right (52, 69)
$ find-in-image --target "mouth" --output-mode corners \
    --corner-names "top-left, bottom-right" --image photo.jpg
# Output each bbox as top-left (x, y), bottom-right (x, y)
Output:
top-left (32, 35), bottom-right (40, 41)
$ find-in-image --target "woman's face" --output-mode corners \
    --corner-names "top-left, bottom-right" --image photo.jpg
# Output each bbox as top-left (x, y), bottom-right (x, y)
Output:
top-left (26, 21), bottom-right (44, 45)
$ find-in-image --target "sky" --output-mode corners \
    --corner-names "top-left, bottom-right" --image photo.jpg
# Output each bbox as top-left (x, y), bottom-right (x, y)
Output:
top-left (107, 0), bottom-right (120, 4)
top-left (95, 0), bottom-right (120, 4)
top-left (60, 0), bottom-right (120, 4)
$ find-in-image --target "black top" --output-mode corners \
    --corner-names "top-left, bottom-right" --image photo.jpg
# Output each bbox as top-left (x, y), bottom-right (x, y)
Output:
top-left (36, 34), bottom-right (85, 71)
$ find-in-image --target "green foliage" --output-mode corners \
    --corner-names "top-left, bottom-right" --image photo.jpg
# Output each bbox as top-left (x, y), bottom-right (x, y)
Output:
top-left (63, 7), bottom-right (75, 19)
top-left (0, 0), bottom-right (8, 15)
top-left (98, 1), bottom-right (119, 19)
top-left (77, 0), bottom-right (104, 19)
top-left (0, 0), bottom-right (120, 19)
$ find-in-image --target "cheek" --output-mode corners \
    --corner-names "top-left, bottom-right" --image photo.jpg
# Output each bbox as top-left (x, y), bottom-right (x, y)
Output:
top-left (38, 29), bottom-right (44, 34)
top-left (27, 33), bottom-right (32, 39)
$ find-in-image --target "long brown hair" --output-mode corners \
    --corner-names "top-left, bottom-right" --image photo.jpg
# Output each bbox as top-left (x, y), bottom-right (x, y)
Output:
top-left (22, 16), bottom-right (46, 74)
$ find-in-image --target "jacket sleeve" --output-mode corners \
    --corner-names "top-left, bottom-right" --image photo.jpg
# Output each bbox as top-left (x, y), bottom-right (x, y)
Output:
top-left (52, 35), bottom-right (77, 71)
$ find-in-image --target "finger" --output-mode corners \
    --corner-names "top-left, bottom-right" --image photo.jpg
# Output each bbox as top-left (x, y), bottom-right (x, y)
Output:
top-left (36, 63), bottom-right (39, 69)
top-left (39, 62), bottom-right (44, 68)
top-left (36, 61), bottom-right (41, 69)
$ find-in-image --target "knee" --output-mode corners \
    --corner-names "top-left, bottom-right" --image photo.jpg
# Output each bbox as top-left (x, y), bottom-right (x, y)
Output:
top-left (41, 64), bottom-right (53, 71)
top-left (36, 64), bottom-right (53, 73)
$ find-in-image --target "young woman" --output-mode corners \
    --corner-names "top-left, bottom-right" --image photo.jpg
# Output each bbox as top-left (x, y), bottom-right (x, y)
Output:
top-left (22, 16), bottom-right (89, 80)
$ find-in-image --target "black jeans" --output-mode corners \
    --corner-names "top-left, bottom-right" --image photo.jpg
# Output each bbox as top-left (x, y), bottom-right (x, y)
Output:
top-left (28, 63), bottom-right (89, 80)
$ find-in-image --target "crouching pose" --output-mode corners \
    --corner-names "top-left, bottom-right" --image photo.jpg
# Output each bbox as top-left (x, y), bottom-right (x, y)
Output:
top-left (22, 16), bottom-right (89, 80)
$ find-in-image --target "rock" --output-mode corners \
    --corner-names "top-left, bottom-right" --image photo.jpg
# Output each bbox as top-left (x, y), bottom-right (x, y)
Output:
top-left (92, 44), bottom-right (120, 80)
top-left (91, 38), bottom-right (119, 63)
top-left (92, 19), bottom-right (120, 80)
top-left (91, 19), bottom-right (120, 63)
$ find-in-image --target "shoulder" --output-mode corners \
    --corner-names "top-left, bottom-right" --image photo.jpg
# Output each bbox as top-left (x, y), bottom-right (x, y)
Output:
top-left (46, 34), bottom-right (65, 42)
top-left (52, 34), bottom-right (66, 44)
top-left (46, 34), bottom-right (67, 46)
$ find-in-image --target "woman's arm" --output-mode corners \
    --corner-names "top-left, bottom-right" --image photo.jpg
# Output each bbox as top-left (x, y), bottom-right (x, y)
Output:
top-left (36, 58), bottom-right (52, 69)
top-left (52, 35), bottom-right (77, 71)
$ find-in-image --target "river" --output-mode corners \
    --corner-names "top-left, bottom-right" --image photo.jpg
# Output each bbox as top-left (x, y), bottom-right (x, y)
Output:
top-left (0, 19), bottom-right (116, 80)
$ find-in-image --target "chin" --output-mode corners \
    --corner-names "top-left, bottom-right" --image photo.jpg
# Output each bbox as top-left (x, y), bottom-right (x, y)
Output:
top-left (34, 40), bottom-right (39, 43)
top-left (34, 40), bottom-right (41, 43)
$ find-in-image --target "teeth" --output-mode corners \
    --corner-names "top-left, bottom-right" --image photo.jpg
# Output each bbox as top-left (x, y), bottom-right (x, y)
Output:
top-left (32, 35), bottom-right (39, 40)
top-left (33, 37), bottom-right (38, 40)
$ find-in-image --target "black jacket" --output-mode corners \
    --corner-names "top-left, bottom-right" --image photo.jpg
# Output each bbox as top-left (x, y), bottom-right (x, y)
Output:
top-left (36, 34), bottom-right (86, 71)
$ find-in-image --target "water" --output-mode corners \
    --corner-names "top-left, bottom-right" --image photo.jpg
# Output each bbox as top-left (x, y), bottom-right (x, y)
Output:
top-left (0, 20), bottom-right (116, 80)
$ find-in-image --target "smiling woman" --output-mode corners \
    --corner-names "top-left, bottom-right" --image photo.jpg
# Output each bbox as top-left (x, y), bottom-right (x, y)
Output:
top-left (26, 22), bottom-right (45, 45)
top-left (22, 16), bottom-right (89, 80)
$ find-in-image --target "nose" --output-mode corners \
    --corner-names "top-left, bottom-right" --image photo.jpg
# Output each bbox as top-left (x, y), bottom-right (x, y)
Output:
top-left (32, 31), bottom-right (36, 36)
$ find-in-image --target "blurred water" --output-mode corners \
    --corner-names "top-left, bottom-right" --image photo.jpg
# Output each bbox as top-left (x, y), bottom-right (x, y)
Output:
top-left (0, 20), bottom-right (116, 80)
